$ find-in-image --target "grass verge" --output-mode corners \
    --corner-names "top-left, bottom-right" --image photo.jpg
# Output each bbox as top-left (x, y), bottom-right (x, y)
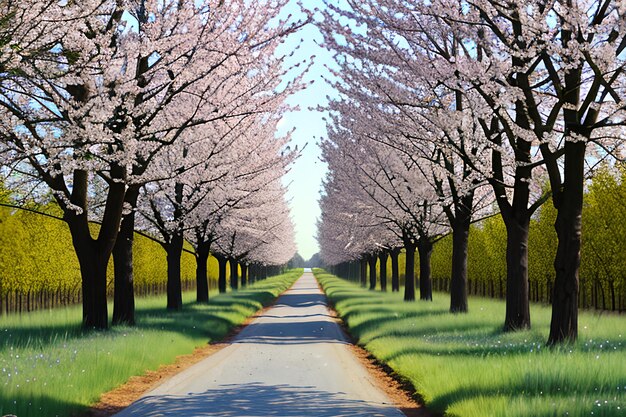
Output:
top-left (0, 269), bottom-right (302, 417)
top-left (314, 270), bottom-right (626, 417)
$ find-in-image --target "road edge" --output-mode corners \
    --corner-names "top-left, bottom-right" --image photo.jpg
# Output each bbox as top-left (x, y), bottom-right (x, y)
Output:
top-left (82, 273), bottom-right (305, 417)
top-left (313, 273), bottom-right (437, 417)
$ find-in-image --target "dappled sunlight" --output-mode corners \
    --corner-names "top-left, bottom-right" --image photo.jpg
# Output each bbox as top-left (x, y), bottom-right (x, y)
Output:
top-left (118, 382), bottom-right (403, 417)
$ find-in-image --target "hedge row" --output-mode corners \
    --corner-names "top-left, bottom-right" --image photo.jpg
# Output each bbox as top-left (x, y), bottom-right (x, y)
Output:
top-left (430, 164), bottom-right (626, 311)
top-left (0, 205), bottom-right (221, 314)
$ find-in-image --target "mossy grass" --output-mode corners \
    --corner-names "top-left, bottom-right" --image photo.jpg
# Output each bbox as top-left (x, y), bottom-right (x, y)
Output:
top-left (315, 270), bottom-right (626, 417)
top-left (0, 269), bottom-right (302, 417)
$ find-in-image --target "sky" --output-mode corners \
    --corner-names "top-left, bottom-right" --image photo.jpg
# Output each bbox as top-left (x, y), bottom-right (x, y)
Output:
top-left (276, 2), bottom-right (338, 260)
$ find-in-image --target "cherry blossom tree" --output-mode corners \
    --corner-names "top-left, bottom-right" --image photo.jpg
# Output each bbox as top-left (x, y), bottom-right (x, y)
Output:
top-left (135, 70), bottom-right (300, 308)
top-left (317, 2), bottom-right (495, 312)
top-left (0, 0), bottom-right (307, 328)
top-left (318, 0), bottom-right (552, 325)
top-left (317, 171), bottom-right (385, 288)
top-left (318, 0), bottom-right (625, 341)
top-left (420, 0), bottom-right (626, 342)
top-left (320, 105), bottom-right (448, 301)
top-left (216, 190), bottom-right (297, 288)
top-left (108, 0), bottom-right (308, 321)
top-left (0, 0), bottom-right (145, 329)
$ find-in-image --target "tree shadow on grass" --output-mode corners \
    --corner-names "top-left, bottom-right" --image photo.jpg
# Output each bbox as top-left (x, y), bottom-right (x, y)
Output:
top-left (217, 290), bottom-right (277, 307)
top-left (427, 379), bottom-right (626, 417)
top-left (136, 311), bottom-right (239, 342)
top-left (330, 292), bottom-right (390, 306)
top-left (0, 288), bottom-right (283, 351)
top-left (0, 391), bottom-right (86, 417)
top-left (347, 311), bottom-right (452, 337)
top-left (114, 382), bottom-right (407, 417)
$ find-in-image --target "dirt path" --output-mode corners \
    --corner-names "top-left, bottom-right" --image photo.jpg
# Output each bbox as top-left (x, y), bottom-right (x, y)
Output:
top-left (113, 272), bottom-right (410, 417)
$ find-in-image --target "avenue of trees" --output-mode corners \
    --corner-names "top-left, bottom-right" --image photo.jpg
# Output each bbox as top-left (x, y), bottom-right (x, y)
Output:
top-left (0, 1), bottom-right (301, 328)
top-left (316, 0), bottom-right (626, 345)
top-left (329, 166), bottom-right (626, 312)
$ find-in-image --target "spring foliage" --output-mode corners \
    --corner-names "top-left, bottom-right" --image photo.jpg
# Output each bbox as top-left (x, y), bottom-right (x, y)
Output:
top-left (0, 207), bottom-right (215, 298)
top-left (429, 164), bottom-right (626, 310)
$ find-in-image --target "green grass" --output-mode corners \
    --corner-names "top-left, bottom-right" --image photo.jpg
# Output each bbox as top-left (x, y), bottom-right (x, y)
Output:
top-left (0, 269), bottom-right (302, 417)
top-left (315, 270), bottom-right (626, 417)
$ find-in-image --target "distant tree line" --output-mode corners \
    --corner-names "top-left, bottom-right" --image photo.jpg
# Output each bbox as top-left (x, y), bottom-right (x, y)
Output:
top-left (288, 252), bottom-right (322, 269)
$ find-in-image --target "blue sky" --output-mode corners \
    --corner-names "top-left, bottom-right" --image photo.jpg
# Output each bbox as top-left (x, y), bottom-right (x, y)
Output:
top-left (277, 2), bottom-right (337, 260)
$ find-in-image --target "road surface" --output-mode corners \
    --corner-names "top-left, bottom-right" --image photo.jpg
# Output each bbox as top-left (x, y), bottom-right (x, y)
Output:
top-left (114, 271), bottom-right (406, 417)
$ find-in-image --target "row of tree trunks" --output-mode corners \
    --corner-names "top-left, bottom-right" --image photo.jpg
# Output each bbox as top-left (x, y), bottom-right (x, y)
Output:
top-left (328, 234), bottom-right (616, 320)
top-left (427, 276), bottom-right (624, 312)
top-left (216, 259), bottom-right (270, 293)
top-left (0, 288), bottom-right (81, 314)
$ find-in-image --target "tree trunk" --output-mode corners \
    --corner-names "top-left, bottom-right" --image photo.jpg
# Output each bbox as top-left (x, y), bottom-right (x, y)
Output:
top-left (230, 259), bottom-right (239, 290)
top-left (368, 254), bottom-right (377, 290)
top-left (64, 168), bottom-right (126, 330)
top-left (112, 186), bottom-right (139, 326)
top-left (195, 241), bottom-right (211, 303)
top-left (165, 233), bottom-right (184, 310)
top-left (251, 264), bottom-right (258, 283)
top-left (359, 257), bottom-right (367, 287)
top-left (418, 238), bottom-right (433, 301)
top-left (390, 248), bottom-right (400, 292)
top-left (549, 141), bottom-right (585, 345)
top-left (217, 255), bottom-right (228, 293)
top-left (74, 242), bottom-right (110, 329)
top-left (241, 264), bottom-right (248, 287)
top-left (379, 252), bottom-right (388, 291)
top-left (503, 212), bottom-right (531, 331)
top-left (449, 209), bottom-right (471, 312)
top-left (112, 222), bottom-right (135, 325)
top-left (404, 240), bottom-right (416, 301)
top-left (487, 92), bottom-right (534, 329)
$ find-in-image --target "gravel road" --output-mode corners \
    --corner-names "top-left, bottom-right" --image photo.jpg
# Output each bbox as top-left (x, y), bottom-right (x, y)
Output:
top-left (113, 271), bottom-right (406, 417)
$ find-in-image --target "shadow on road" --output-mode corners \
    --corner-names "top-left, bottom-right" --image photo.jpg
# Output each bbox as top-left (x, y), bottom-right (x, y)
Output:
top-left (228, 290), bottom-right (348, 345)
top-left (117, 383), bottom-right (402, 417)
top-left (233, 320), bottom-right (348, 345)
top-left (273, 293), bottom-right (328, 309)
